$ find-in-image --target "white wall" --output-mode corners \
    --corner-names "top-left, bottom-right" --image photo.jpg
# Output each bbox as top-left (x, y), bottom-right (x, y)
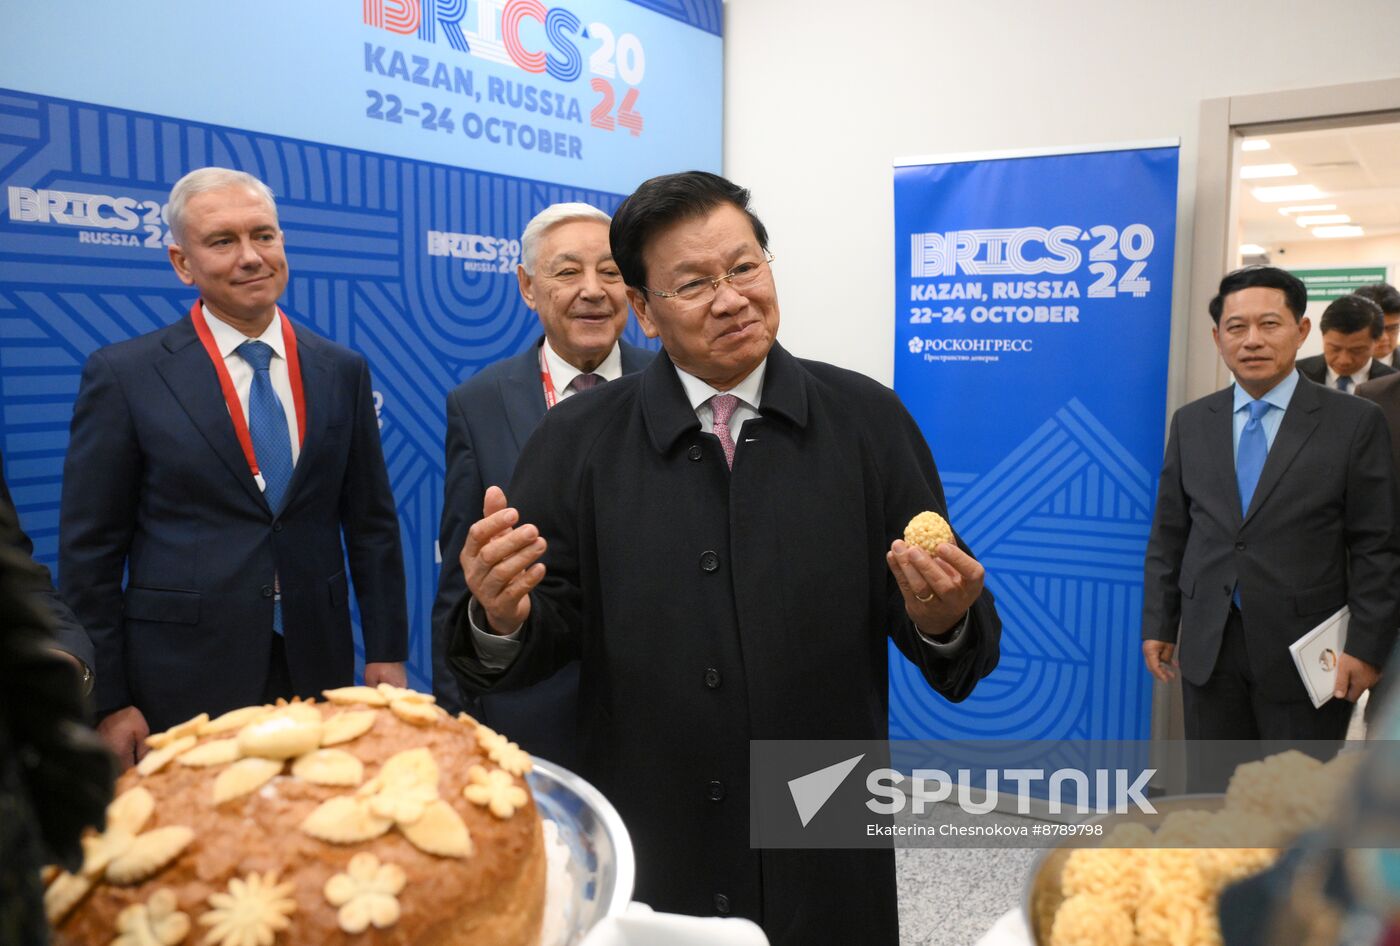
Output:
top-left (723, 0), bottom-right (1400, 394)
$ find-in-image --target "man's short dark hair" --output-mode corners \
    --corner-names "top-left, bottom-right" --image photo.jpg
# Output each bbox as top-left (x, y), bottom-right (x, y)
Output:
top-left (1320, 293), bottom-right (1384, 338)
top-left (1353, 282), bottom-right (1400, 316)
top-left (610, 171), bottom-right (769, 290)
top-left (1208, 265), bottom-right (1308, 324)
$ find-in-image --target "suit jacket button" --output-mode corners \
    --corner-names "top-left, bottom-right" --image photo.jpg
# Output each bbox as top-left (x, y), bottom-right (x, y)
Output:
top-left (704, 668), bottom-right (722, 689)
top-left (261, 585), bottom-right (274, 598)
top-left (688, 444), bottom-right (703, 461)
top-left (713, 893), bottom-right (730, 915)
top-left (707, 780), bottom-right (726, 802)
top-left (700, 550), bottom-right (720, 573)
top-left (273, 521), bottom-right (283, 533)
top-left (1234, 541), bottom-right (1245, 551)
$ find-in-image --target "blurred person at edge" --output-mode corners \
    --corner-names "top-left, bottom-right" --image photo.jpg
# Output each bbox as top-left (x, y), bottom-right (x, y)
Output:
top-left (1358, 281), bottom-right (1400, 369)
top-left (0, 500), bottom-right (115, 946)
top-left (447, 171), bottom-right (1001, 944)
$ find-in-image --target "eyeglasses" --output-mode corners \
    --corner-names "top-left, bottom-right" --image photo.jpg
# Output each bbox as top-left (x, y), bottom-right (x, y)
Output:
top-left (645, 252), bottom-right (775, 304)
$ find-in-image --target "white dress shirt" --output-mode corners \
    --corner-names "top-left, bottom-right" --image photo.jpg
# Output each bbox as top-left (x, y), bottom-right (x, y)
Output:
top-left (541, 338), bottom-right (624, 401)
top-left (203, 306), bottom-right (301, 491)
top-left (469, 356), bottom-right (968, 665)
top-left (1325, 359), bottom-right (1373, 393)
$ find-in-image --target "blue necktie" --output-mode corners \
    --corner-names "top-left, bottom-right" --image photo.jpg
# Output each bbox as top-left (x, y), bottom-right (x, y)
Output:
top-left (1233, 399), bottom-right (1269, 607)
top-left (1337, 376), bottom-right (1352, 393)
top-left (236, 340), bottom-right (294, 634)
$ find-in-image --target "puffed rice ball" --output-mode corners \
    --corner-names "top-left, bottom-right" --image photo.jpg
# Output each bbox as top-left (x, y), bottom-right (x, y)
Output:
top-left (1224, 750), bottom-right (1322, 820)
top-left (1049, 893), bottom-right (1134, 946)
top-left (1135, 889), bottom-right (1221, 946)
top-left (1061, 848), bottom-right (1142, 916)
top-left (903, 511), bottom-right (954, 553)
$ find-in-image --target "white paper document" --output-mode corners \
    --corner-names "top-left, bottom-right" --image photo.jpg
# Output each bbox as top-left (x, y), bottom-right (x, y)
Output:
top-left (1289, 606), bottom-right (1349, 709)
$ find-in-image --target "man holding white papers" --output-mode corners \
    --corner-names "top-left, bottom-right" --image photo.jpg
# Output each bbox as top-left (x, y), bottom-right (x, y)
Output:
top-left (1142, 266), bottom-right (1400, 740)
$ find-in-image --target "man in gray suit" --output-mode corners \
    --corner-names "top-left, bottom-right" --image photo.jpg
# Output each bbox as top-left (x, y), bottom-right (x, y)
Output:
top-left (1296, 293), bottom-right (1396, 390)
top-left (1143, 266), bottom-right (1399, 741)
top-left (432, 202), bottom-right (652, 766)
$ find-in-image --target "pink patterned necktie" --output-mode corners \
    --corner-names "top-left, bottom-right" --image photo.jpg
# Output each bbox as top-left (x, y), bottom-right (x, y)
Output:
top-left (711, 393), bottom-right (738, 469)
top-left (569, 372), bottom-right (603, 393)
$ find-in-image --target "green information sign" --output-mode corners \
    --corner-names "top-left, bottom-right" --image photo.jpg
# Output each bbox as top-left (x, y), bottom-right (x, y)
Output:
top-left (1287, 266), bottom-right (1390, 302)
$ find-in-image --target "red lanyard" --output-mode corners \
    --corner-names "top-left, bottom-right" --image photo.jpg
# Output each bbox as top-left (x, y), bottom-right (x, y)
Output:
top-left (539, 343), bottom-right (560, 409)
top-left (190, 300), bottom-right (307, 476)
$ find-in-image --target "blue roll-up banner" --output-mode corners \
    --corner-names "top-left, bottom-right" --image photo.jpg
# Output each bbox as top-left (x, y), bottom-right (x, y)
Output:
top-left (892, 142), bottom-right (1179, 741)
top-left (0, 2), bottom-right (721, 691)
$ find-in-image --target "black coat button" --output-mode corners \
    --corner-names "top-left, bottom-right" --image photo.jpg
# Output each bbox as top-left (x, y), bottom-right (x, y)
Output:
top-left (700, 550), bottom-right (720, 573)
top-left (707, 780), bottom-right (726, 802)
top-left (1234, 541), bottom-right (1246, 551)
top-left (261, 585), bottom-right (274, 598)
top-left (704, 668), bottom-right (721, 689)
top-left (273, 521), bottom-right (283, 533)
top-left (688, 444), bottom-right (703, 461)
top-left (714, 893), bottom-right (730, 915)
top-left (1223, 585), bottom-right (1232, 597)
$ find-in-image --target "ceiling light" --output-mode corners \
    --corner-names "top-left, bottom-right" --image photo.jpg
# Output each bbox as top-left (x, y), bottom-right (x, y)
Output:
top-left (1240, 163), bottom-right (1298, 180)
top-left (1241, 139), bottom-right (1271, 152)
top-left (1296, 214), bottom-right (1351, 227)
top-left (1312, 225), bottom-right (1365, 239)
top-left (1239, 243), bottom-right (1267, 255)
top-left (1277, 204), bottom-right (1337, 215)
top-left (1252, 184), bottom-right (1325, 203)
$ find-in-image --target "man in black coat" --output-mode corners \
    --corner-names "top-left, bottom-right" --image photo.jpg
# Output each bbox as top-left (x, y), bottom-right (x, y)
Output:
top-left (432, 202), bottom-right (652, 767)
top-left (448, 172), bottom-right (1001, 943)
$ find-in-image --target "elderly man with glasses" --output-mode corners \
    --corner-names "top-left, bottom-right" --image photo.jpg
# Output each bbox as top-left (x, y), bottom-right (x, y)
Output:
top-left (446, 171), bottom-right (1001, 945)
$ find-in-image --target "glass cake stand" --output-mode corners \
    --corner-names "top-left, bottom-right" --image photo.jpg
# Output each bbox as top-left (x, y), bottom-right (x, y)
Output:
top-left (529, 758), bottom-right (635, 944)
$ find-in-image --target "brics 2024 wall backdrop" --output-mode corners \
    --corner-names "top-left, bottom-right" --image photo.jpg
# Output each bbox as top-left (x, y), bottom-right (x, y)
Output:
top-left (0, 1), bottom-right (722, 690)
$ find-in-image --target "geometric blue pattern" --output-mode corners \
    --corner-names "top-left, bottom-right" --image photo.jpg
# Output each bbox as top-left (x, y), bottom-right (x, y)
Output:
top-left (624, 0), bottom-right (722, 35)
top-left (891, 398), bottom-right (1156, 741)
top-left (0, 88), bottom-right (660, 691)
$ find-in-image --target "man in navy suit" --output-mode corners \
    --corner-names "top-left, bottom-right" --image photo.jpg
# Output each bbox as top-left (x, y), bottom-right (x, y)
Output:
top-left (60, 168), bottom-right (409, 767)
top-left (432, 202), bottom-right (651, 766)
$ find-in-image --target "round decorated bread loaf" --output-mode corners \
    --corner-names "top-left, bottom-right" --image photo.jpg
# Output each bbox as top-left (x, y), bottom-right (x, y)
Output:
top-left (46, 685), bottom-right (545, 946)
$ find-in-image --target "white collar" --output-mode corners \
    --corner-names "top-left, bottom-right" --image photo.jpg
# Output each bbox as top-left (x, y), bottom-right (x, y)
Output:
top-left (203, 304), bottom-right (287, 360)
top-left (673, 357), bottom-right (768, 412)
top-left (541, 337), bottom-right (623, 396)
top-left (1325, 359), bottom-right (1371, 387)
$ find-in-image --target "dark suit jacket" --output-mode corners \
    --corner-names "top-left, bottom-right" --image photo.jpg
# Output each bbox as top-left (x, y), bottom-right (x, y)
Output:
top-left (449, 344), bottom-right (1000, 943)
top-left (59, 313), bottom-right (408, 730)
top-left (1357, 372), bottom-right (1400, 479)
top-left (1296, 353), bottom-right (1396, 387)
top-left (0, 449), bottom-right (93, 670)
top-left (1143, 373), bottom-right (1400, 701)
top-left (431, 337), bottom-right (652, 746)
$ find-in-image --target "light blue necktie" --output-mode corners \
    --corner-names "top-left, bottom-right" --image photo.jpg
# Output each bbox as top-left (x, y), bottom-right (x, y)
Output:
top-left (1233, 399), bottom-right (1269, 607)
top-left (236, 340), bottom-right (294, 634)
top-left (1337, 376), bottom-right (1352, 393)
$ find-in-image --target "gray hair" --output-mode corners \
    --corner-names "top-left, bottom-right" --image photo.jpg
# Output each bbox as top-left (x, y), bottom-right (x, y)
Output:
top-left (519, 202), bottom-right (611, 274)
top-left (167, 167), bottom-right (278, 244)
